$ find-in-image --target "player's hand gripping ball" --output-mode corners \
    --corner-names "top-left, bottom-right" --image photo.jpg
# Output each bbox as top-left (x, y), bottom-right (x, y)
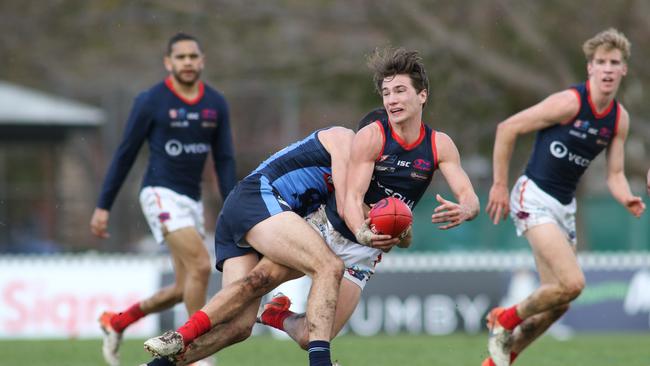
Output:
top-left (368, 197), bottom-right (413, 237)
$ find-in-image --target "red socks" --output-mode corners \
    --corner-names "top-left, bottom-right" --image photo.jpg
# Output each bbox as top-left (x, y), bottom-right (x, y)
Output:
top-left (498, 305), bottom-right (523, 331)
top-left (261, 308), bottom-right (294, 331)
top-left (111, 303), bottom-right (146, 333)
top-left (177, 310), bottom-right (212, 346)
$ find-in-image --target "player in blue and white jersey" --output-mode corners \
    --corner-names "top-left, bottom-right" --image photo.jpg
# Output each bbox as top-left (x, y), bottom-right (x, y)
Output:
top-left (144, 126), bottom-right (354, 366)
top-left (484, 28), bottom-right (646, 366)
top-left (90, 32), bottom-right (236, 366)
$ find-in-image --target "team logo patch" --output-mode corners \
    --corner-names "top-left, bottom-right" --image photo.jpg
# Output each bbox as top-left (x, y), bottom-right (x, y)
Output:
top-left (202, 108), bottom-right (218, 120)
top-left (573, 119), bottom-right (590, 131)
top-left (378, 154), bottom-right (397, 164)
top-left (516, 211), bottom-right (530, 220)
top-left (158, 212), bottom-right (171, 222)
top-left (599, 127), bottom-right (612, 138)
top-left (413, 158), bottom-right (433, 171)
top-left (169, 109), bottom-right (178, 119)
top-left (177, 108), bottom-right (187, 120)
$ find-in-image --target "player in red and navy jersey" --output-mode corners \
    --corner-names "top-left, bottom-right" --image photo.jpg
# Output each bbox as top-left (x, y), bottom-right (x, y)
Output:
top-left (485, 28), bottom-right (645, 366)
top-left (344, 47), bottom-right (479, 250)
top-left (257, 48), bottom-right (479, 361)
top-left (90, 32), bottom-right (236, 366)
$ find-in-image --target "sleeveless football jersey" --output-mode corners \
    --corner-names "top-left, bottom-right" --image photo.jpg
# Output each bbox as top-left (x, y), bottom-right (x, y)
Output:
top-left (327, 118), bottom-right (438, 241)
top-left (97, 76), bottom-right (236, 209)
top-left (524, 81), bottom-right (620, 204)
top-left (250, 128), bottom-right (334, 217)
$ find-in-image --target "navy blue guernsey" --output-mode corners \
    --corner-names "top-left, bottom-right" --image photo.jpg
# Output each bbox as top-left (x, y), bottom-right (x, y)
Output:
top-left (97, 77), bottom-right (236, 210)
top-left (326, 119), bottom-right (438, 241)
top-left (250, 129), bottom-right (334, 217)
top-left (524, 81), bottom-right (620, 204)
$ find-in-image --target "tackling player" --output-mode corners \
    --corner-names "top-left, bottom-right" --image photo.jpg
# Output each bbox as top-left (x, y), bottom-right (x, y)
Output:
top-left (143, 126), bottom-right (356, 366)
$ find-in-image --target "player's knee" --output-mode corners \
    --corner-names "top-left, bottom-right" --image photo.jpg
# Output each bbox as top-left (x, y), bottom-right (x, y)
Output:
top-left (318, 256), bottom-right (344, 281)
top-left (242, 269), bottom-right (274, 297)
top-left (188, 259), bottom-right (212, 283)
top-left (561, 277), bottom-right (585, 301)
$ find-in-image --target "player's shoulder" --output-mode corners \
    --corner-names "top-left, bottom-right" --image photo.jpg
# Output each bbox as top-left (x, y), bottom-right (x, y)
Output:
top-left (433, 130), bottom-right (455, 147)
top-left (317, 126), bottom-right (354, 149)
top-left (131, 82), bottom-right (165, 111)
top-left (321, 126), bottom-right (355, 138)
top-left (202, 83), bottom-right (228, 102)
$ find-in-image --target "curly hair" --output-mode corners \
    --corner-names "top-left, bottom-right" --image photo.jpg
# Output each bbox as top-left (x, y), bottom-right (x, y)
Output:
top-left (367, 47), bottom-right (429, 99)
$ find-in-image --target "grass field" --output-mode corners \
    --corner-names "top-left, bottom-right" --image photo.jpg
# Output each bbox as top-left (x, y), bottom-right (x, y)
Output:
top-left (2, 333), bottom-right (649, 366)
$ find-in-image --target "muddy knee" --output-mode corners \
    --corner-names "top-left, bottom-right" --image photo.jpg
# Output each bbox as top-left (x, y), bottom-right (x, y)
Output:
top-left (242, 269), bottom-right (275, 297)
top-left (560, 277), bottom-right (585, 302)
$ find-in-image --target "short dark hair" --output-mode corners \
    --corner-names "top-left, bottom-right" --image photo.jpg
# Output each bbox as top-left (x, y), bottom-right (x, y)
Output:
top-left (357, 107), bottom-right (388, 131)
top-left (367, 47), bottom-right (429, 100)
top-left (167, 32), bottom-right (201, 55)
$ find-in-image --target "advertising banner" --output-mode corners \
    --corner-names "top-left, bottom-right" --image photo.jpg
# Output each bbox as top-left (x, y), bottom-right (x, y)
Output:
top-left (0, 256), bottom-right (163, 339)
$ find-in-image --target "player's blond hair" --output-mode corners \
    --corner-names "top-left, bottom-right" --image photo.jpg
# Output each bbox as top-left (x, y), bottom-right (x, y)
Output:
top-left (582, 28), bottom-right (631, 62)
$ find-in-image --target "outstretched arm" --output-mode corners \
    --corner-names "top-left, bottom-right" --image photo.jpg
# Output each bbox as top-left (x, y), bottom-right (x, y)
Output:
top-left (606, 107), bottom-right (645, 218)
top-left (432, 133), bottom-right (479, 230)
top-left (486, 90), bottom-right (580, 224)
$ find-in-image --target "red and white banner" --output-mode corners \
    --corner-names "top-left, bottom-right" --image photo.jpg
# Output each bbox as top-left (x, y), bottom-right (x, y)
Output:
top-left (0, 256), bottom-right (164, 339)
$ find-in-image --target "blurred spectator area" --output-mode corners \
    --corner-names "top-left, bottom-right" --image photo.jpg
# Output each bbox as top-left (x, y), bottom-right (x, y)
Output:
top-left (0, 81), bottom-right (105, 253)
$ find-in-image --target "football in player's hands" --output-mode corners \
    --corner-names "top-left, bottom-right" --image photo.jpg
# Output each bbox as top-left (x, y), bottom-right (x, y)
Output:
top-left (368, 197), bottom-right (413, 238)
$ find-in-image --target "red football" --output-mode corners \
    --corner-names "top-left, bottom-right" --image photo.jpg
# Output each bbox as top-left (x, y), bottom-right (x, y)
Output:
top-left (368, 197), bottom-right (413, 237)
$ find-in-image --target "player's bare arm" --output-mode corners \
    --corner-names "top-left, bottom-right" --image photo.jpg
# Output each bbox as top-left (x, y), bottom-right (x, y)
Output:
top-left (605, 107), bottom-right (646, 218)
top-left (487, 90), bottom-right (581, 224)
top-left (318, 127), bottom-right (355, 218)
top-left (344, 124), bottom-right (396, 249)
top-left (432, 132), bottom-right (479, 230)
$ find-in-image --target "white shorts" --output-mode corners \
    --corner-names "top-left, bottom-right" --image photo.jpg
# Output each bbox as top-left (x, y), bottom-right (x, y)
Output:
top-left (304, 205), bottom-right (383, 290)
top-left (139, 186), bottom-right (205, 244)
top-left (509, 175), bottom-right (577, 245)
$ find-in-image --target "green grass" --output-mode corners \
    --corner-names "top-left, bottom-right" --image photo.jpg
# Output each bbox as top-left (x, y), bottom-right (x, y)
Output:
top-left (1, 333), bottom-right (649, 366)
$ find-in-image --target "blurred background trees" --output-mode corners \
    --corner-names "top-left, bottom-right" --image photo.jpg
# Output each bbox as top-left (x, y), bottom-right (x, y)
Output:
top-left (0, 0), bottom-right (648, 252)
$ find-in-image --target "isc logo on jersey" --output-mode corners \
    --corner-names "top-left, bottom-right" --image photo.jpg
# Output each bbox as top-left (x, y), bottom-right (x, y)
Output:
top-left (165, 139), bottom-right (211, 157)
top-left (549, 141), bottom-right (590, 167)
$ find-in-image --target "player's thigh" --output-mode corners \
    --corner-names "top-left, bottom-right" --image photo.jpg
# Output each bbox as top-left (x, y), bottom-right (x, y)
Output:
top-left (332, 278), bottom-right (362, 337)
top-left (525, 223), bottom-right (582, 285)
top-left (245, 211), bottom-right (339, 275)
top-left (166, 226), bottom-right (210, 268)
